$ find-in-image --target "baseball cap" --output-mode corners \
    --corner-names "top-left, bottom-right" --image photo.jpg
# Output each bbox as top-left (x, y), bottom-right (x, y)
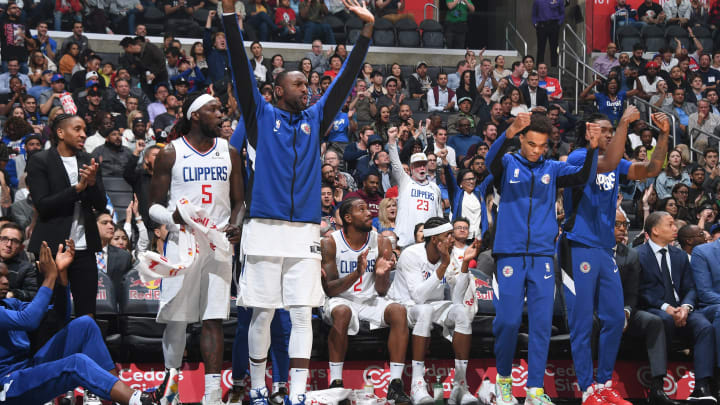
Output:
top-left (133, 117), bottom-right (148, 125)
top-left (51, 74), bottom-right (65, 83)
top-left (645, 61), bottom-right (659, 69)
top-left (85, 71), bottom-right (98, 80)
top-left (410, 152), bottom-right (428, 164)
top-left (711, 223), bottom-right (720, 236)
top-left (416, 61), bottom-right (428, 69)
top-left (85, 80), bottom-right (99, 89)
top-left (42, 69), bottom-right (53, 76)
top-left (384, 76), bottom-right (398, 86)
top-left (458, 96), bottom-right (473, 104)
top-left (173, 77), bottom-right (189, 85)
top-left (24, 134), bottom-right (42, 145)
top-left (368, 134), bottom-right (384, 146)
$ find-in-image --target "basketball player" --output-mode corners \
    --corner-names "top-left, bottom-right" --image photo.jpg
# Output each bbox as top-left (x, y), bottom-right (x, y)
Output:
top-left (148, 92), bottom-right (244, 405)
top-left (321, 198), bottom-right (411, 403)
top-left (488, 113), bottom-right (599, 405)
top-left (221, 0), bottom-right (374, 404)
top-left (561, 109), bottom-right (671, 405)
top-left (387, 127), bottom-right (443, 248)
top-left (388, 217), bottom-right (480, 405)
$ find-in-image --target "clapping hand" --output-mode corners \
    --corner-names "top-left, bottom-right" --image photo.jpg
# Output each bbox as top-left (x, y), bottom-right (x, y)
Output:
top-left (651, 112), bottom-right (671, 134)
top-left (55, 239), bottom-right (75, 286)
top-left (586, 122), bottom-right (602, 149)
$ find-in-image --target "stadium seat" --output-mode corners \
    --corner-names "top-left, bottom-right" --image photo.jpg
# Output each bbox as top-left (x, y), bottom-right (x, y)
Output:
top-left (118, 270), bottom-right (166, 362)
top-left (192, 8), bottom-right (210, 25)
top-left (426, 66), bottom-right (442, 82)
top-left (664, 25), bottom-right (689, 51)
top-left (96, 52), bottom-right (119, 68)
top-left (103, 176), bottom-right (133, 223)
top-left (692, 25), bottom-right (713, 53)
top-left (346, 16), bottom-right (364, 45)
top-left (641, 24), bottom-right (665, 52)
top-left (373, 18), bottom-right (396, 47)
top-left (142, 7), bottom-right (165, 36)
top-left (405, 97), bottom-right (421, 112)
top-left (395, 18), bottom-right (420, 48)
top-left (419, 19), bottom-right (444, 48)
top-left (399, 64), bottom-right (415, 79)
top-left (325, 15), bottom-right (346, 45)
top-left (617, 25), bottom-right (641, 52)
top-left (96, 271), bottom-right (122, 357)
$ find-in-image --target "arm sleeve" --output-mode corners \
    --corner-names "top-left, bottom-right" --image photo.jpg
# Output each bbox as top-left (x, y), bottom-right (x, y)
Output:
top-left (0, 286), bottom-right (51, 331)
top-left (556, 147), bottom-right (599, 188)
top-left (487, 132), bottom-right (512, 180)
top-left (26, 154), bottom-right (82, 218)
top-left (691, 248), bottom-right (720, 305)
top-left (388, 141), bottom-right (409, 189)
top-left (318, 36), bottom-right (371, 136)
top-left (451, 272), bottom-right (470, 304)
top-left (136, 221), bottom-right (150, 252)
top-left (5, 159), bottom-right (17, 189)
top-left (444, 165), bottom-right (459, 212)
top-left (222, 13), bottom-right (265, 150)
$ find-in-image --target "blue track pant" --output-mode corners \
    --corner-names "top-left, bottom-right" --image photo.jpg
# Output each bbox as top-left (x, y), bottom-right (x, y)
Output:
top-left (493, 255), bottom-right (555, 389)
top-left (1, 316), bottom-right (118, 404)
top-left (562, 243), bottom-right (624, 391)
top-left (232, 307), bottom-right (290, 382)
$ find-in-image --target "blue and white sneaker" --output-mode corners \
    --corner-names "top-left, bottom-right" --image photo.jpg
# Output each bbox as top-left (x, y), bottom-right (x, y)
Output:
top-left (283, 393), bottom-right (306, 405)
top-left (250, 387), bottom-right (270, 405)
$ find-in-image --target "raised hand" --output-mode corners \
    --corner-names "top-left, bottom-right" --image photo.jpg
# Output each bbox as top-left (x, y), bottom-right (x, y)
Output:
top-left (507, 112), bottom-right (531, 138)
top-left (651, 112), bottom-right (671, 134)
top-left (463, 239), bottom-right (481, 264)
top-left (387, 126), bottom-right (398, 144)
top-left (586, 122), bottom-right (601, 149)
top-left (342, 0), bottom-right (374, 23)
top-left (37, 241), bottom-right (58, 280)
top-left (621, 105), bottom-right (640, 123)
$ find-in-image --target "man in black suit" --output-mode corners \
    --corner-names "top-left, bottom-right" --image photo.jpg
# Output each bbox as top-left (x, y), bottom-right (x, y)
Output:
top-left (615, 209), bottom-right (681, 405)
top-left (95, 211), bottom-right (133, 300)
top-left (638, 211), bottom-right (716, 402)
top-left (26, 114), bottom-right (106, 317)
top-left (520, 71), bottom-right (549, 110)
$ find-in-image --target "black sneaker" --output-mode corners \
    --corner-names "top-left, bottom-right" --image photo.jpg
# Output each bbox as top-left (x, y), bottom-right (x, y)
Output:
top-left (688, 381), bottom-right (718, 404)
top-left (386, 379), bottom-right (411, 405)
top-left (269, 387), bottom-right (288, 405)
top-left (329, 379), bottom-right (344, 389)
top-left (140, 390), bottom-right (162, 405)
top-left (224, 384), bottom-right (246, 404)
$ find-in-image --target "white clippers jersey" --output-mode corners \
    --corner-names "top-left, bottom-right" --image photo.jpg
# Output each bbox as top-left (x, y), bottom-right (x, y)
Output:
top-left (395, 179), bottom-right (443, 247)
top-left (169, 136), bottom-right (232, 227)
top-left (332, 229), bottom-right (379, 302)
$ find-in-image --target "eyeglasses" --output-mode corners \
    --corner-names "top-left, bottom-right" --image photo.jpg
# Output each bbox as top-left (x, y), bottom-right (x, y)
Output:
top-left (454, 226), bottom-right (469, 231)
top-left (462, 177), bottom-right (476, 183)
top-left (614, 221), bottom-right (630, 229)
top-left (0, 236), bottom-right (21, 245)
top-left (676, 190), bottom-right (689, 194)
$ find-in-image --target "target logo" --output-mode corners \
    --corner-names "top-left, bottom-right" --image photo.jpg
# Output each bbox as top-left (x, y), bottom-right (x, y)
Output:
top-left (364, 365), bottom-right (392, 393)
top-left (636, 366), bottom-right (677, 395)
top-left (511, 364), bottom-right (528, 387)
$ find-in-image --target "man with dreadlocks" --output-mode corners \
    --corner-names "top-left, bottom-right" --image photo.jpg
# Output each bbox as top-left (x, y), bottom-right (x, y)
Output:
top-left (148, 92), bottom-right (245, 405)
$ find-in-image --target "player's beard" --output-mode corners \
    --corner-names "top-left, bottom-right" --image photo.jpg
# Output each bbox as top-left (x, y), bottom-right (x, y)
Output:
top-left (199, 121), bottom-right (219, 139)
top-left (358, 222), bottom-right (373, 233)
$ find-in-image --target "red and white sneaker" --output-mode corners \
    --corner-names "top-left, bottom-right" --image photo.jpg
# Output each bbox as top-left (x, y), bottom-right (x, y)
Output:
top-left (596, 381), bottom-right (631, 405)
top-left (581, 384), bottom-right (607, 405)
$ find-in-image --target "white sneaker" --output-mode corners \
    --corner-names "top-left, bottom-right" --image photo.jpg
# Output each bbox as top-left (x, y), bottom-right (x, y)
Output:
top-left (83, 391), bottom-right (103, 405)
top-left (203, 387), bottom-right (223, 405)
top-left (475, 378), bottom-right (495, 405)
top-left (410, 379), bottom-right (434, 405)
top-left (448, 381), bottom-right (478, 405)
top-left (524, 388), bottom-right (554, 405)
top-left (494, 376), bottom-right (518, 405)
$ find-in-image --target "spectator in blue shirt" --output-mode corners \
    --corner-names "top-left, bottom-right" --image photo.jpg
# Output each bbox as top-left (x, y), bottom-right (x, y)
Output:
top-left (580, 76), bottom-right (643, 125)
top-left (32, 22), bottom-right (56, 61)
top-left (532, 0), bottom-right (565, 67)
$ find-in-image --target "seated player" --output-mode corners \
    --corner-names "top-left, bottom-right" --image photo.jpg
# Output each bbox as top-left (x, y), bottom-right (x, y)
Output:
top-left (321, 197), bottom-right (411, 404)
top-left (0, 241), bottom-right (160, 405)
top-left (388, 217), bottom-right (481, 405)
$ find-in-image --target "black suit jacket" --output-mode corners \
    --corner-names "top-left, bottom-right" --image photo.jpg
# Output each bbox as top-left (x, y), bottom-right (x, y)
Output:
top-left (26, 147), bottom-right (106, 254)
top-left (637, 242), bottom-right (697, 310)
top-left (616, 243), bottom-right (641, 316)
top-left (520, 83), bottom-right (549, 109)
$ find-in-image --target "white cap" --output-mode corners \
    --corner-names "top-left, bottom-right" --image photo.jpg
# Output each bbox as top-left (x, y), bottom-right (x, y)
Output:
top-left (85, 71), bottom-right (98, 80)
top-left (410, 153), bottom-right (428, 164)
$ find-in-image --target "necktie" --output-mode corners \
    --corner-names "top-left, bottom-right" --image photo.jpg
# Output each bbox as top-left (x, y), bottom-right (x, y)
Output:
top-left (659, 248), bottom-right (678, 306)
top-left (96, 251), bottom-right (107, 274)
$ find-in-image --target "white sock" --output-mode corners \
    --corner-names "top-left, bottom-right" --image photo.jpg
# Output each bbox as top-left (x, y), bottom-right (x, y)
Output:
top-left (390, 362), bottom-right (405, 381)
top-left (129, 390), bottom-right (143, 405)
top-left (411, 361), bottom-right (425, 383)
top-left (250, 360), bottom-right (267, 390)
top-left (329, 362), bottom-right (344, 382)
top-left (289, 368), bottom-right (309, 403)
top-left (204, 374), bottom-right (221, 397)
top-left (454, 359), bottom-right (468, 383)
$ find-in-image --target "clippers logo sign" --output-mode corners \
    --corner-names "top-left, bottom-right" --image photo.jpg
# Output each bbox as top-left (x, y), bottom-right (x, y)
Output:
top-left (301, 123), bottom-right (311, 135)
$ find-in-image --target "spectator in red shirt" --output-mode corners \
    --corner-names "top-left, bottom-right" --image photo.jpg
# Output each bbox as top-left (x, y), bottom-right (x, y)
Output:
top-left (275, 0), bottom-right (299, 41)
top-left (537, 62), bottom-right (562, 101)
top-left (344, 169), bottom-right (383, 217)
top-left (323, 54), bottom-right (342, 79)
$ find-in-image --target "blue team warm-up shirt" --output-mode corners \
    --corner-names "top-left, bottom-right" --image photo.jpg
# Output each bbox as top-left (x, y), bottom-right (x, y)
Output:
top-left (563, 148), bottom-right (632, 248)
top-left (594, 91), bottom-right (626, 125)
top-left (326, 112), bottom-right (350, 143)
